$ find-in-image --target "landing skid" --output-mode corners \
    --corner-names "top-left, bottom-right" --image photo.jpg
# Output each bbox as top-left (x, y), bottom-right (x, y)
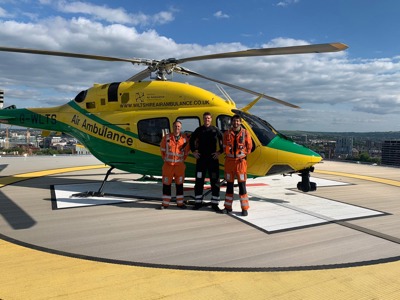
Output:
top-left (71, 166), bottom-right (115, 198)
top-left (135, 175), bottom-right (162, 182)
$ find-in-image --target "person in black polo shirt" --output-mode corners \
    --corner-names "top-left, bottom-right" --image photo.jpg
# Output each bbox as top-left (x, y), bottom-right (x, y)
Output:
top-left (189, 112), bottom-right (223, 212)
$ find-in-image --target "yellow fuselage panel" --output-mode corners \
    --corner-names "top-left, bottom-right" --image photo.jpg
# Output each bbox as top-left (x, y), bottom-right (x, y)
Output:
top-left (80, 81), bottom-right (235, 113)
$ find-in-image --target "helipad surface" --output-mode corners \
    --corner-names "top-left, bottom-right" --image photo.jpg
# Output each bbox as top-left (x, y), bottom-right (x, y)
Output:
top-left (53, 175), bottom-right (383, 233)
top-left (1, 156), bottom-right (400, 299)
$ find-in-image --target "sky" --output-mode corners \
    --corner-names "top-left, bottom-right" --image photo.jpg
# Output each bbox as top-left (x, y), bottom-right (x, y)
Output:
top-left (1, 0), bottom-right (400, 132)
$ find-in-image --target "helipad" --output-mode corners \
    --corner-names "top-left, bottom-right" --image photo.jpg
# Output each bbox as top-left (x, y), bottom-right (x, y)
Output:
top-left (1, 156), bottom-right (400, 299)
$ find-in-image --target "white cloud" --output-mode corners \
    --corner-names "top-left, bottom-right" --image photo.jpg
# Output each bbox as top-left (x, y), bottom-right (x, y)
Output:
top-left (276, 0), bottom-right (300, 7)
top-left (1, 13), bottom-right (400, 131)
top-left (57, 1), bottom-right (135, 23)
top-left (40, 0), bottom-right (176, 26)
top-left (214, 11), bottom-right (229, 19)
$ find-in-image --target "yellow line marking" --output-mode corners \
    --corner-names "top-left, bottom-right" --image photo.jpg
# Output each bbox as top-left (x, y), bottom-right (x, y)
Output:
top-left (1, 237), bottom-right (400, 299)
top-left (0, 165), bottom-right (107, 188)
top-left (2, 165), bottom-right (399, 189)
top-left (315, 170), bottom-right (400, 187)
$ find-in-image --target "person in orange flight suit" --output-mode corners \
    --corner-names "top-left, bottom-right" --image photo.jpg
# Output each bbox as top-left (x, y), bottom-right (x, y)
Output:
top-left (222, 115), bottom-right (253, 216)
top-left (159, 120), bottom-right (190, 209)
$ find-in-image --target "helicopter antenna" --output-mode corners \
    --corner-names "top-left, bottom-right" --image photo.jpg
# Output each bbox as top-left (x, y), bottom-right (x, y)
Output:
top-left (216, 84), bottom-right (235, 106)
top-left (216, 84), bottom-right (233, 101)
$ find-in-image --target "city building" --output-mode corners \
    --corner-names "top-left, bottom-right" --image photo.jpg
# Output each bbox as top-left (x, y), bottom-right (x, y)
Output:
top-left (75, 144), bottom-right (91, 155)
top-left (0, 128), bottom-right (90, 155)
top-left (381, 140), bottom-right (400, 166)
top-left (0, 89), bottom-right (4, 109)
top-left (335, 137), bottom-right (354, 158)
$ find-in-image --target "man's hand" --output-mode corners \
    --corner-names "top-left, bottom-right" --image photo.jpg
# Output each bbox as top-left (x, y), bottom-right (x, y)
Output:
top-left (212, 152), bottom-right (220, 160)
top-left (193, 151), bottom-right (200, 159)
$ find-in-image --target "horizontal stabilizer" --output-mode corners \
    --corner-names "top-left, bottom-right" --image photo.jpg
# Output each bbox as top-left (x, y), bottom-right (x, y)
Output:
top-left (42, 130), bottom-right (62, 137)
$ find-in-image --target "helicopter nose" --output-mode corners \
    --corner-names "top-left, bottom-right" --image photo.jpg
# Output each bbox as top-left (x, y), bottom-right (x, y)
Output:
top-left (289, 143), bottom-right (322, 171)
top-left (272, 136), bottom-right (323, 169)
top-left (297, 143), bottom-right (322, 163)
top-left (309, 149), bottom-right (323, 163)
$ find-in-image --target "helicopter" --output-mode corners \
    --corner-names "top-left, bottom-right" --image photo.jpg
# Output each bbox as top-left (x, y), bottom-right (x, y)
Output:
top-left (0, 42), bottom-right (348, 196)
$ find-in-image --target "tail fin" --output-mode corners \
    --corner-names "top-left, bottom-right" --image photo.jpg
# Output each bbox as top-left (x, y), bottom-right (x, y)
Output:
top-left (240, 95), bottom-right (262, 112)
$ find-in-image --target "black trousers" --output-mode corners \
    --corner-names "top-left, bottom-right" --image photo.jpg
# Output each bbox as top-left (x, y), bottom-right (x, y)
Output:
top-left (194, 157), bottom-right (220, 200)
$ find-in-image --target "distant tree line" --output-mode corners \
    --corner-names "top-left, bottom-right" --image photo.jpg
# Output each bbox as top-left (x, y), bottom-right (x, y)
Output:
top-left (346, 152), bottom-right (381, 164)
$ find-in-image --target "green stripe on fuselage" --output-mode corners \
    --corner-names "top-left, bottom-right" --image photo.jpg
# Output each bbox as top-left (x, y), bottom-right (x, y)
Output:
top-left (268, 135), bottom-right (320, 157)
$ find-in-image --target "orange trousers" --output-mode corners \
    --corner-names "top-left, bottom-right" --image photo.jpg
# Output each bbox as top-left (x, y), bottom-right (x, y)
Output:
top-left (162, 162), bottom-right (186, 208)
top-left (224, 159), bottom-right (249, 211)
top-left (224, 158), bottom-right (247, 183)
top-left (162, 162), bottom-right (185, 185)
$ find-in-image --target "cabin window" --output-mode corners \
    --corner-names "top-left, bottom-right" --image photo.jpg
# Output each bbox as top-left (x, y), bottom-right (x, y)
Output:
top-left (138, 117), bottom-right (169, 146)
top-left (176, 117), bottom-right (200, 138)
top-left (216, 115), bottom-right (231, 133)
top-left (108, 82), bottom-right (120, 102)
top-left (86, 102), bottom-right (96, 109)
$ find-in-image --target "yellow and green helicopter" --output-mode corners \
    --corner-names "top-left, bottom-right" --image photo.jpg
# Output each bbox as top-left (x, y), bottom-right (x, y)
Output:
top-left (0, 42), bottom-right (347, 195)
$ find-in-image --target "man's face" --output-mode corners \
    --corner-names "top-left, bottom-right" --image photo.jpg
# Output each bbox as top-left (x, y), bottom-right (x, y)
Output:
top-left (203, 115), bottom-right (212, 127)
top-left (231, 118), bottom-right (241, 131)
top-left (173, 122), bottom-right (182, 135)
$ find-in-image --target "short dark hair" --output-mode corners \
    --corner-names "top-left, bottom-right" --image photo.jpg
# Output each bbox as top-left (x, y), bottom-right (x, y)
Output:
top-left (203, 112), bottom-right (212, 117)
top-left (231, 114), bottom-right (241, 122)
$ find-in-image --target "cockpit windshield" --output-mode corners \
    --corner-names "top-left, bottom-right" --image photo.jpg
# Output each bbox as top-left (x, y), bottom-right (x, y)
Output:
top-left (232, 109), bottom-right (278, 146)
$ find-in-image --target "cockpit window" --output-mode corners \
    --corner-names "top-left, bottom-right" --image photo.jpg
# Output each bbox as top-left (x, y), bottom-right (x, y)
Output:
top-left (232, 109), bottom-right (277, 146)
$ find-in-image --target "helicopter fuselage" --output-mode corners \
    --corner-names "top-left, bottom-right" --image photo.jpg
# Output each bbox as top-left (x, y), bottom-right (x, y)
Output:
top-left (0, 80), bottom-right (322, 178)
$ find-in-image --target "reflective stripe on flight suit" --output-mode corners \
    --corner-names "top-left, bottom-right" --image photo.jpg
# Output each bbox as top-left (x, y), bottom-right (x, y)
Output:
top-left (161, 134), bottom-right (188, 164)
top-left (160, 133), bottom-right (189, 207)
top-left (240, 194), bottom-right (249, 210)
top-left (223, 128), bottom-right (252, 183)
top-left (223, 128), bottom-right (252, 211)
top-left (224, 193), bottom-right (234, 209)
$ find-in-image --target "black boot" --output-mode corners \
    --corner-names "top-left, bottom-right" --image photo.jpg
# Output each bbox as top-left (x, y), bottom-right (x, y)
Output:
top-left (212, 204), bottom-right (223, 213)
top-left (193, 202), bottom-right (202, 210)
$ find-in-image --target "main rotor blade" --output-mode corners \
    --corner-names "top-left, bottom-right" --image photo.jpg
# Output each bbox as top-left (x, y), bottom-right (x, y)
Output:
top-left (0, 46), bottom-right (143, 63)
top-left (177, 43), bottom-right (348, 64)
top-left (126, 68), bottom-right (152, 82)
top-left (177, 67), bottom-right (300, 108)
